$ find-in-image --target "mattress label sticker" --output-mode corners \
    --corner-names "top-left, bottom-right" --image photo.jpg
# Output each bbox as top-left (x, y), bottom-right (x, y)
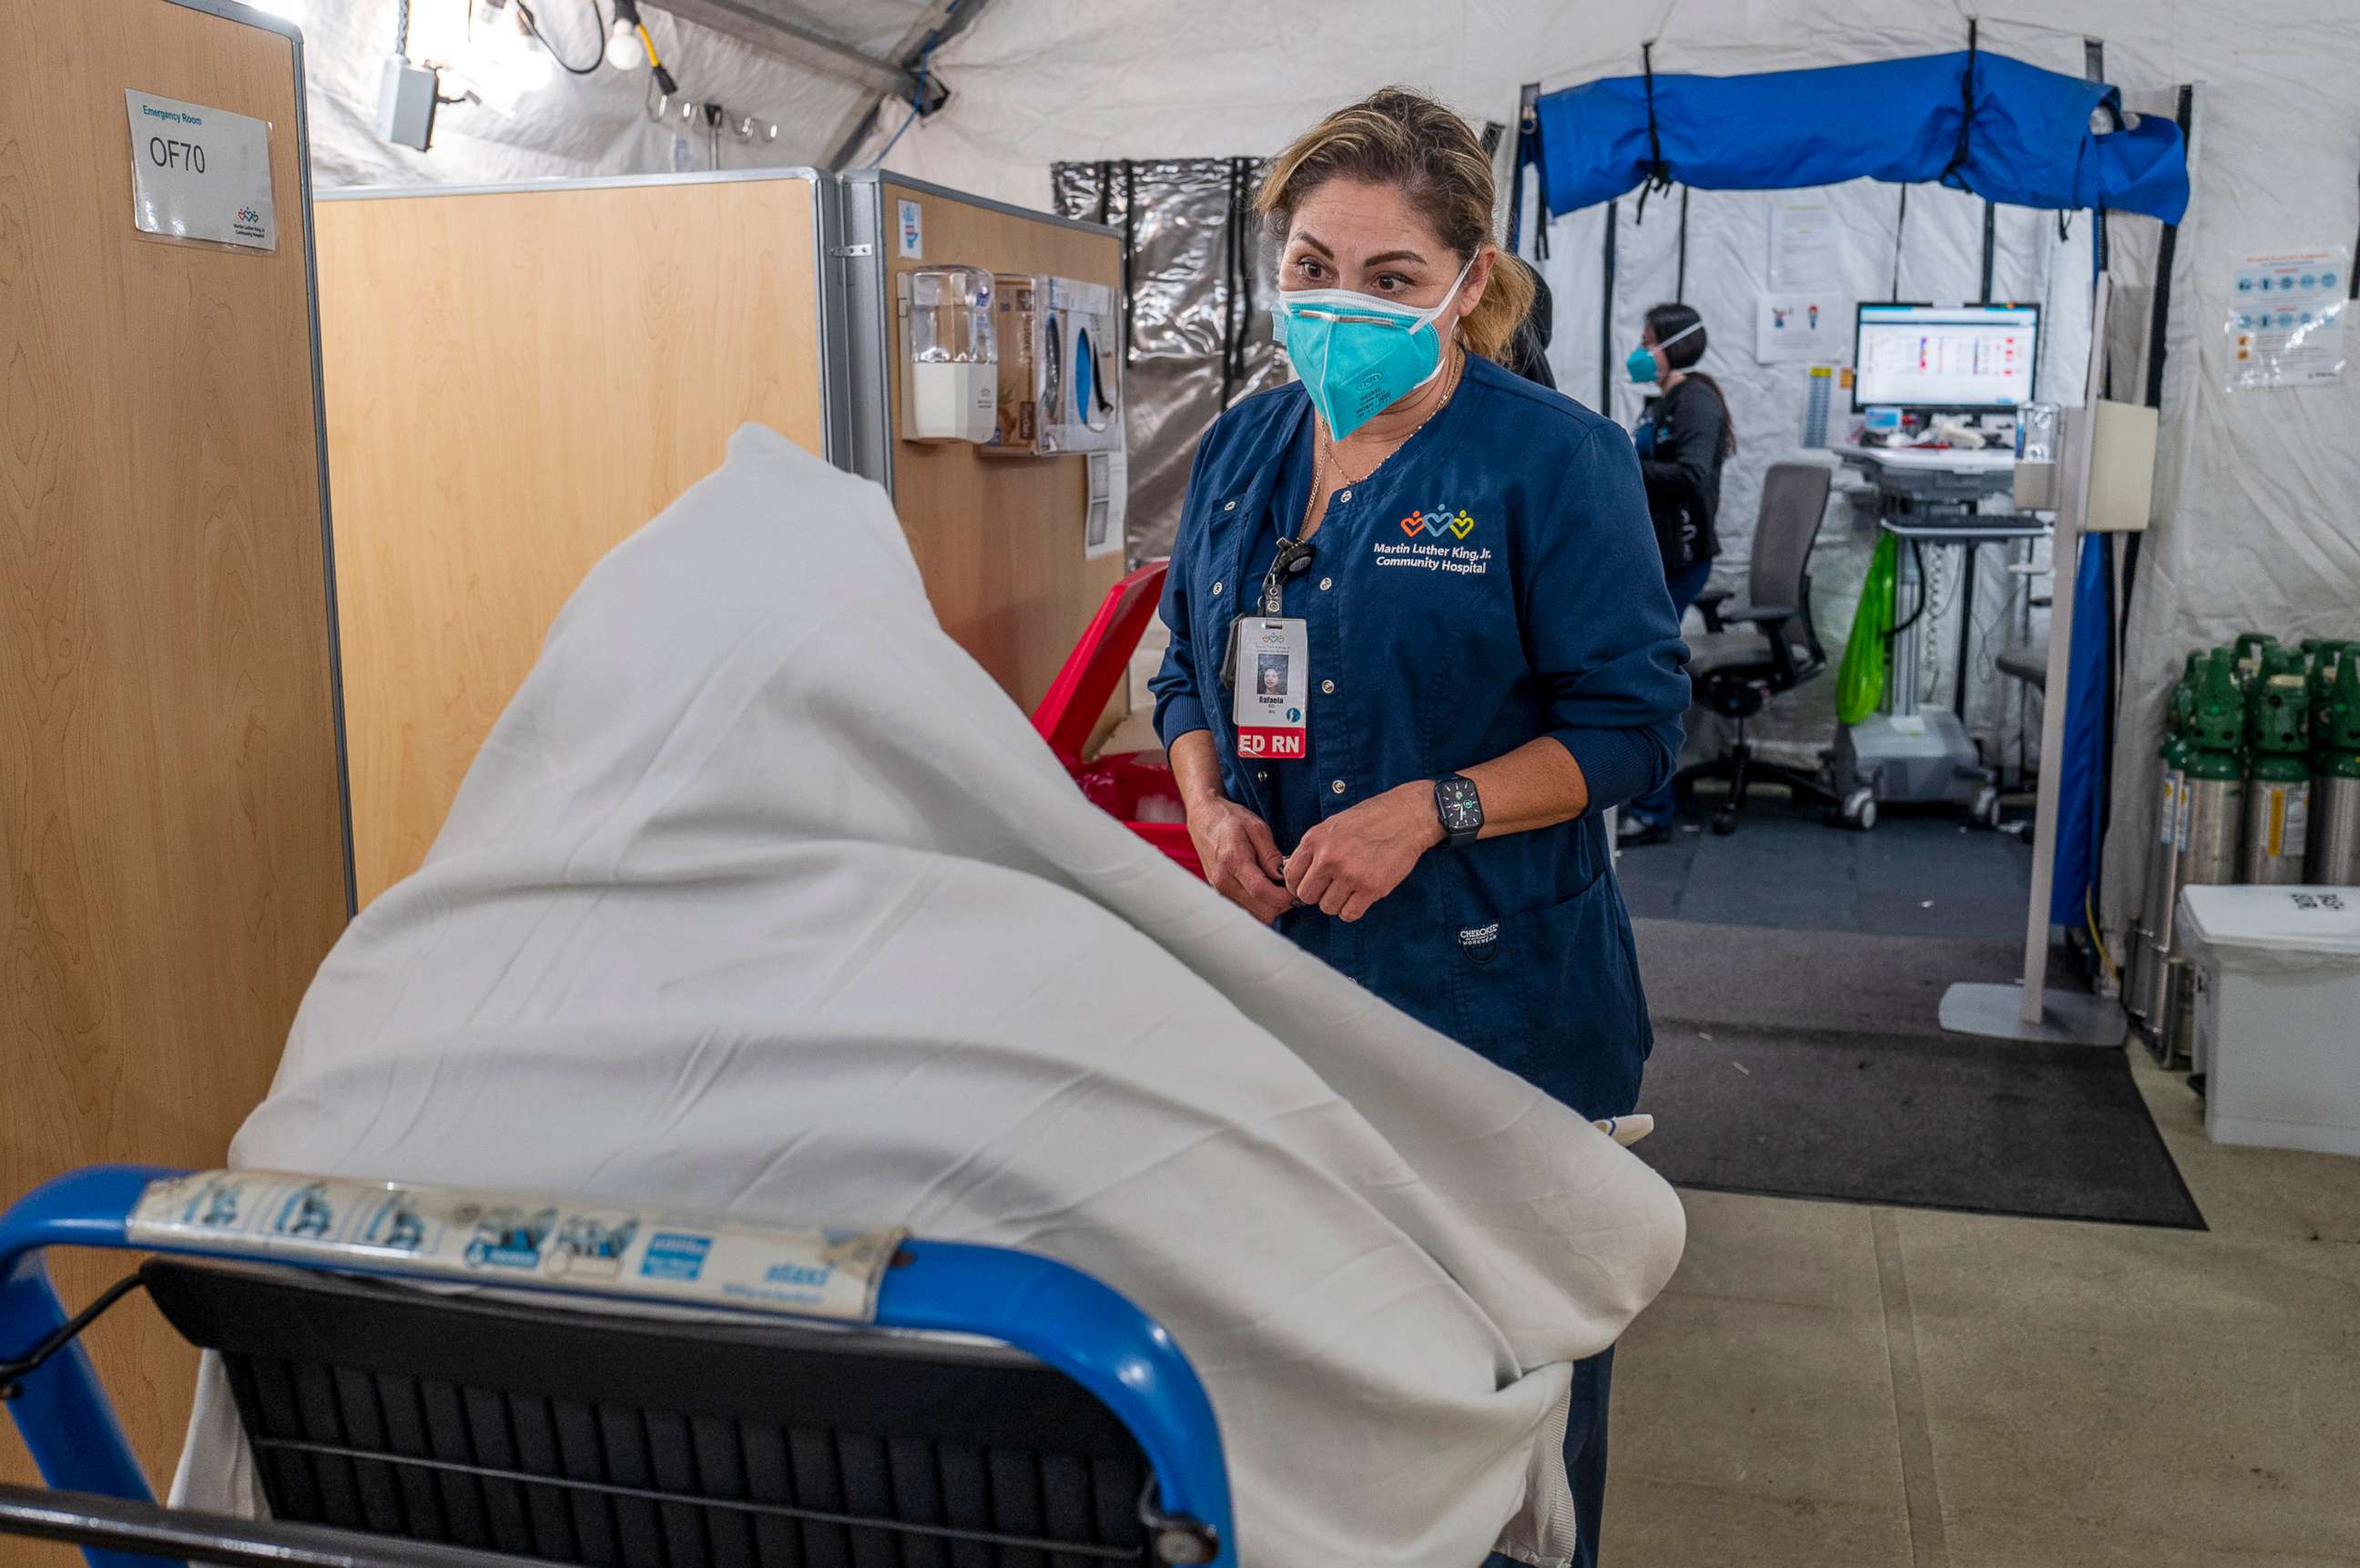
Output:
top-left (127, 1171), bottom-right (905, 1324)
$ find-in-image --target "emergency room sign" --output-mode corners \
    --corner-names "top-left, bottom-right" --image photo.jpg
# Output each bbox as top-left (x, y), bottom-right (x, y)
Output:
top-left (125, 90), bottom-right (277, 252)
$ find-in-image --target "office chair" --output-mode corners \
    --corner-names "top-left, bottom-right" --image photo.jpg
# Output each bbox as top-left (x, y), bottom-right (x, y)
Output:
top-left (1673, 463), bottom-right (1841, 835)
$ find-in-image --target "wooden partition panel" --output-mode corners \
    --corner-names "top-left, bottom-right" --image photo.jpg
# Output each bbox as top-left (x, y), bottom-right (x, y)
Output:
top-left (880, 180), bottom-right (1128, 716)
top-left (0, 0), bottom-right (351, 1503)
top-left (316, 176), bottom-right (828, 904)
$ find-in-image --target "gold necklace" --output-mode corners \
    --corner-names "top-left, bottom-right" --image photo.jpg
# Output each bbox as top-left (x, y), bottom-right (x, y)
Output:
top-left (1303, 345), bottom-right (1465, 534)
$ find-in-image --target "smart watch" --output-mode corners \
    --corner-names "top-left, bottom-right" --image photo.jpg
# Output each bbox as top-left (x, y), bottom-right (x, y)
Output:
top-left (1433, 774), bottom-right (1483, 849)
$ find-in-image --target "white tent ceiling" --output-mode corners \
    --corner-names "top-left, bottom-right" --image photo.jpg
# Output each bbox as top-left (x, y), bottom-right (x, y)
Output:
top-left (284, 0), bottom-right (960, 188)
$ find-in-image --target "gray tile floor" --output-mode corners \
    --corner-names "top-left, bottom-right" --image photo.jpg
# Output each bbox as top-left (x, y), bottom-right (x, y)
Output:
top-left (1616, 807), bottom-right (2037, 941)
top-left (1604, 1048), bottom-right (2360, 1565)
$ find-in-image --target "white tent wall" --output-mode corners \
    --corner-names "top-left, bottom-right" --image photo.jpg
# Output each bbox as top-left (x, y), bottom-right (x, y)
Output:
top-left (280, 1), bottom-right (935, 188)
top-left (872, 2), bottom-right (2360, 947)
top-left (1529, 176), bottom-right (2086, 773)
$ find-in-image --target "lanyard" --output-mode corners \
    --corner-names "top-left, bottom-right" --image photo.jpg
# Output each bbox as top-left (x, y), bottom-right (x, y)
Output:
top-left (1260, 536), bottom-right (1317, 616)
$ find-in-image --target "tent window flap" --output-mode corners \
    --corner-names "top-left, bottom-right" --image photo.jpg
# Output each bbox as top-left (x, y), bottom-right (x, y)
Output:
top-left (1531, 50), bottom-right (2188, 223)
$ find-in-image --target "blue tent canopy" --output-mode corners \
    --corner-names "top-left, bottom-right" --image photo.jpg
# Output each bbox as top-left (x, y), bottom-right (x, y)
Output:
top-left (1531, 50), bottom-right (2187, 223)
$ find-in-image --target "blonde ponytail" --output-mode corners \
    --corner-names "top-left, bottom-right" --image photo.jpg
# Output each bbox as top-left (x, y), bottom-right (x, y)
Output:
top-left (1258, 87), bottom-right (1536, 366)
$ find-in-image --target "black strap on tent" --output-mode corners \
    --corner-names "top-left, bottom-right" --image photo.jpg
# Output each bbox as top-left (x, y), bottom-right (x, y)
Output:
top-left (2143, 85), bottom-right (2193, 411)
top-left (1218, 158), bottom-right (1244, 409)
top-left (1675, 186), bottom-right (1690, 300)
top-left (1093, 160), bottom-right (1114, 227)
top-left (1633, 41), bottom-right (1675, 223)
top-left (1938, 18), bottom-right (1980, 194)
top-left (1979, 202), bottom-right (1998, 301)
top-left (1236, 158), bottom-right (1261, 396)
top-left (1120, 160), bottom-right (1139, 363)
top-left (2082, 39), bottom-right (2111, 279)
top-left (1599, 199), bottom-right (1620, 413)
top-left (1890, 187), bottom-right (1908, 300)
top-left (1510, 82), bottom-right (1542, 257)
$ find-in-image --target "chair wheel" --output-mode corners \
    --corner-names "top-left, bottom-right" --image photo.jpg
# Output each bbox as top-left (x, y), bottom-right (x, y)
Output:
top-left (1711, 811), bottom-right (1737, 835)
top-left (1841, 788), bottom-right (1877, 831)
top-left (1970, 785), bottom-right (2002, 830)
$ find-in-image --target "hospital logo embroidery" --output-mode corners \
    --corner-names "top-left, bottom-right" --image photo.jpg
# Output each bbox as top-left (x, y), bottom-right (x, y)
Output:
top-left (1399, 504), bottom-right (1478, 540)
top-left (1375, 503), bottom-right (1492, 576)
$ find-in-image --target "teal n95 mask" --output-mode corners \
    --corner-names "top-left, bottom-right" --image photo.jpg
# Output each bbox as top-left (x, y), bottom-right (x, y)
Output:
top-left (1270, 254), bottom-right (1478, 439)
top-left (1626, 316), bottom-right (1704, 384)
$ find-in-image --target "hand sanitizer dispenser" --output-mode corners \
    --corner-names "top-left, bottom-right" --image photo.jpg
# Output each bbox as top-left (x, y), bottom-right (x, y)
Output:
top-left (899, 265), bottom-right (998, 443)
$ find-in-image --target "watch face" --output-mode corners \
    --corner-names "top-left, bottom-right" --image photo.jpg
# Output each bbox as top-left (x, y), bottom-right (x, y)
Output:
top-left (1439, 778), bottom-right (1481, 830)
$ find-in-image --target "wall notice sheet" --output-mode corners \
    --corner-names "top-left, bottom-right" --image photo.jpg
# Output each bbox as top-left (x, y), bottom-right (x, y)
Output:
top-left (2225, 245), bottom-right (2346, 390)
top-left (1756, 293), bottom-right (1846, 364)
top-left (1769, 198), bottom-right (1843, 290)
top-left (1085, 421), bottom-right (1128, 560)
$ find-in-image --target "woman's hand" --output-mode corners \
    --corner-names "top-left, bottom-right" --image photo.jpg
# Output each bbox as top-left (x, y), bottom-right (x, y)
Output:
top-left (1186, 796), bottom-right (1294, 922)
top-left (1284, 781), bottom-right (1445, 921)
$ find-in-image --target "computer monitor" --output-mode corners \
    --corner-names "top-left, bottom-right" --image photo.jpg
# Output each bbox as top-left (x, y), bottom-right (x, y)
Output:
top-left (1851, 302), bottom-right (2040, 413)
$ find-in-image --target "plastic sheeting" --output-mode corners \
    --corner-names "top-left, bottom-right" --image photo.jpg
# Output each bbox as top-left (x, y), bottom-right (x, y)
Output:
top-left (1051, 159), bottom-right (1286, 563)
top-left (1533, 50), bottom-right (2189, 223)
top-left (290, 0), bottom-right (935, 188)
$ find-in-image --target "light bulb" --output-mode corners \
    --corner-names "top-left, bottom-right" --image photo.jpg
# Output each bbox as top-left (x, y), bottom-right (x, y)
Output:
top-left (605, 17), bottom-right (646, 70)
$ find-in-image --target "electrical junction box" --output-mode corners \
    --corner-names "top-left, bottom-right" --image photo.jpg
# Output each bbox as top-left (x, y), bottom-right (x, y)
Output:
top-left (377, 56), bottom-right (438, 152)
top-left (2083, 398), bottom-right (2159, 533)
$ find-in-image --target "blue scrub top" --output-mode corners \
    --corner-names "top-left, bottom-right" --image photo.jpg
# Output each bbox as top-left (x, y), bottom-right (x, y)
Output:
top-left (1152, 355), bottom-right (1691, 1119)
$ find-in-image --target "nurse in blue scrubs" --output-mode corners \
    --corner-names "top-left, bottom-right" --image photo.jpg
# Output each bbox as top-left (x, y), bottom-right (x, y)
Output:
top-left (1150, 87), bottom-right (1690, 1568)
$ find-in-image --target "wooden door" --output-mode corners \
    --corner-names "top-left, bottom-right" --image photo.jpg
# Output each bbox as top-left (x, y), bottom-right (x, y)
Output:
top-left (0, 0), bottom-right (351, 1503)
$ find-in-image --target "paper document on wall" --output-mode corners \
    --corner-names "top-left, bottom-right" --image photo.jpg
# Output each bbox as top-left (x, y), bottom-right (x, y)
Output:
top-left (1756, 292), bottom-right (1846, 364)
top-left (1085, 419), bottom-right (1128, 560)
top-left (124, 91), bottom-right (276, 251)
top-left (1769, 198), bottom-right (1843, 290)
top-left (2225, 245), bottom-right (2346, 390)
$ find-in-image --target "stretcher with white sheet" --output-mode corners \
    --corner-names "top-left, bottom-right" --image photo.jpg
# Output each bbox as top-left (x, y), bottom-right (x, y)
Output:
top-left (0, 1165), bottom-right (1236, 1568)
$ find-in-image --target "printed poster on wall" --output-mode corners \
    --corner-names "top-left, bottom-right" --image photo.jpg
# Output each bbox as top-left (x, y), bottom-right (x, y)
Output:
top-left (1755, 292), bottom-right (1846, 364)
top-left (2225, 245), bottom-right (2346, 390)
top-left (1768, 197), bottom-right (1843, 291)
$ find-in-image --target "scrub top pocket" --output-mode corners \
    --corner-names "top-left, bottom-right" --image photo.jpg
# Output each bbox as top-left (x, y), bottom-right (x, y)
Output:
top-left (1448, 874), bottom-right (1651, 1120)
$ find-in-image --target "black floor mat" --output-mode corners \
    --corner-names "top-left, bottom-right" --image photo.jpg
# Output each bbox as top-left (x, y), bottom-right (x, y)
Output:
top-left (1628, 917), bottom-right (2202, 1227)
top-left (1634, 1023), bottom-right (2204, 1227)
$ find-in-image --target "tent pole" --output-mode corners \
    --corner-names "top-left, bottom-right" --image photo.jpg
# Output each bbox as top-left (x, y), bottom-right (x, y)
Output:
top-left (1598, 199), bottom-right (1619, 413)
top-left (1939, 275), bottom-right (2125, 1045)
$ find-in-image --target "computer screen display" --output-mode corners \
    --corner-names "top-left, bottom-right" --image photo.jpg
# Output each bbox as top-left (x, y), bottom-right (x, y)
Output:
top-left (1852, 303), bottom-right (2040, 412)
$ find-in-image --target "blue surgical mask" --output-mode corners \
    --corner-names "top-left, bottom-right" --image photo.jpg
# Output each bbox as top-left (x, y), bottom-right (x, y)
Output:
top-left (1627, 318), bottom-right (1704, 385)
top-left (1270, 255), bottom-right (1477, 439)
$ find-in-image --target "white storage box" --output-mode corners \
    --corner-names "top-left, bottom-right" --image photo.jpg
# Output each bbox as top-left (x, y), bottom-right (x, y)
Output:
top-left (2180, 884), bottom-right (2360, 1156)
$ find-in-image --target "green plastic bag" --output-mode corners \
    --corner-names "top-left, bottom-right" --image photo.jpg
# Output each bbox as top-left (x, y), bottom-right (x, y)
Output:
top-left (1836, 533), bottom-right (1897, 726)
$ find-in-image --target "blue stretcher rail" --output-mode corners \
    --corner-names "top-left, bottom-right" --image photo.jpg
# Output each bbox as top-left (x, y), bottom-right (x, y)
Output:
top-left (0, 1165), bottom-right (1236, 1568)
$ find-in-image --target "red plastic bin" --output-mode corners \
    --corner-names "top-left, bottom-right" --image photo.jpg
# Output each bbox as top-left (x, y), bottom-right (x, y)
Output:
top-left (1031, 560), bottom-right (1203, 879)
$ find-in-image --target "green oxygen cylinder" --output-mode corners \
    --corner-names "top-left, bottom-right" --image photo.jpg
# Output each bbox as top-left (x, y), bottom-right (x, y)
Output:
top-left (2233, 632), bottom-right (2280, 689)
top-left (2310, 642), bottom-right (2351, 769)
top-left (2162, 651), bottom-right (2249, 1066)
top-left (2309, 653), bottom-right (2360, 885)
top-left (2131, 654), bottom-right (2202, 1037)
top-left (2242, 648), bottom-right (2311, 885)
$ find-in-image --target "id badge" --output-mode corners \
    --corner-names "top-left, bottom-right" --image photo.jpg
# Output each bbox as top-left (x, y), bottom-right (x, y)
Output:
top-left (1230, 616), bottom-right (1309, 759)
